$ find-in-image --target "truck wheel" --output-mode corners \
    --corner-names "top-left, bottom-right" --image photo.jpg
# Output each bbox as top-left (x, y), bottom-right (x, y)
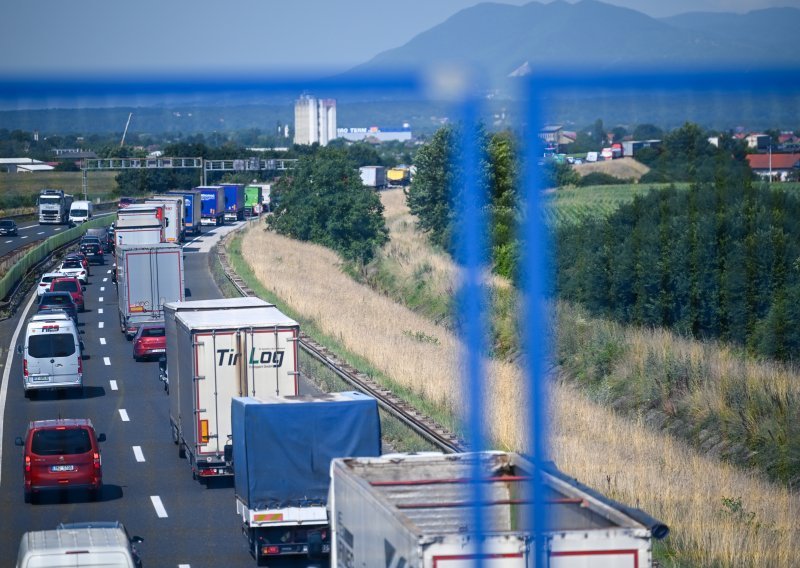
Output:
top-left (178, 443), bottom-right (186, 459)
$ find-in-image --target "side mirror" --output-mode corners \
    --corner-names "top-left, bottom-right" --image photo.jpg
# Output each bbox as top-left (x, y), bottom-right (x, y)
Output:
top-left (82, 286), bottom-right (86, 292)
top-left (97, 433), bottom-right (106, 443)
top-left (16, 345), bottom-right (22, 355)
top-left (14, 437), bottom-right (23, 447)
top-left (131, 536), bottom-right (144, 544)
top-left (79, 341), bottom-right (85, 351)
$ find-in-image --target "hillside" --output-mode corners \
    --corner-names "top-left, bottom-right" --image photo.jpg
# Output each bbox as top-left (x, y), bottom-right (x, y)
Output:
top-left (347, 0), bottom-right (800, 83)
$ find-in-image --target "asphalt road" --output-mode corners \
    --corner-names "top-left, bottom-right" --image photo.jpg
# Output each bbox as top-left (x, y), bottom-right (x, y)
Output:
top-left (0, 212), bottom-right (117, 258)
top-left (0, 221), bottom-right (326, 567)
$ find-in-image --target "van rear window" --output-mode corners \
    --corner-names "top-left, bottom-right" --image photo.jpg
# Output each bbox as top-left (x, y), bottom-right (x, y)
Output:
top-left (31, 428), bottom-right (91, 455)
top-left (28, 334), bottom-right (76, 358)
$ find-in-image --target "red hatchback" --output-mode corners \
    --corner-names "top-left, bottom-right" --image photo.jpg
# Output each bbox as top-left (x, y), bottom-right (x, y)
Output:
top-left (15, 418), bottom-right (106, 503)
top-left (50, 277), bottom-right (86, 312)
top-left (133, 323), bottom-right (166, 361)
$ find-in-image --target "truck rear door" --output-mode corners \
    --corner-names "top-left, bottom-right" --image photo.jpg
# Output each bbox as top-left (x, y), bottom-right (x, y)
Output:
top-left (241, 326), bottom-right (299, 397)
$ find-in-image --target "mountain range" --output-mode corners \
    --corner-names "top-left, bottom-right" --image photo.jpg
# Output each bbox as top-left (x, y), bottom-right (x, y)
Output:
top-left (347, 0), bottom-right (800, 84)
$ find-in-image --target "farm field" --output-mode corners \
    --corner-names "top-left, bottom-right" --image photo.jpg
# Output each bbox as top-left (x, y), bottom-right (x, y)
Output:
top-left (229, 188), bottom-right (799, 565)
top-left (0, 171), bottom-right (118, 213)
top-left (546, 180), bottom-right (800, 226)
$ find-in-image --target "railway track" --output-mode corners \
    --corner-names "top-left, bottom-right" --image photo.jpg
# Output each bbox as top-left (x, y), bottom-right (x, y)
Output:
top-left (216, 243), bottom-right (466, 454)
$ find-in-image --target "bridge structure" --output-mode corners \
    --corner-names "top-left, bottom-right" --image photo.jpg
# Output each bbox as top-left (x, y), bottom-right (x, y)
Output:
top-left (81, 156), bottom-right (297, 194)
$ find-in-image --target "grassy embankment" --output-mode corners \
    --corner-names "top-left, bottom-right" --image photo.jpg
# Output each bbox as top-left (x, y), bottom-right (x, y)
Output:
top-left (228, 186), bottom-right (799, 566)
top-left (0, 171), bottom-right (118, 216)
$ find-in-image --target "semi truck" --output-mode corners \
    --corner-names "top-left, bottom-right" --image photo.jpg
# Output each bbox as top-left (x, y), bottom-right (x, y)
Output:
top-left (114, 204), bottom-right (165, 247)
top-left (386, 167), bottom-right (411, 188)
top-left (330, 452), bottom-right (670, 568)
top-left (115, 243), bottom-right (184, 337)
top-left (243, 185), bottom-right (263, 217)
top-left (232, 392), bottom-right (381, 564)
top-left (145, 195), bottom-right (185, 243)
top-left (359, 166), bottom-right (387, 189)
top-left (37, 189), bottom-right (73, 225)
top-left (168, 190), bottom-right (202, 236)
top-left (222, 183), bottom-right (246, 222)
top-left (164, 298), bottom-right (300, 481)
top-left (197, 185), bottom-right (225, 226)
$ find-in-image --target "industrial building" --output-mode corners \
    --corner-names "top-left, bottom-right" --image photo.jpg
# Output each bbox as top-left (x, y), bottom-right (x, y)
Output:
top-left (336, 125), bottom-right (413, 143)
top-left (294, 95), bottom-right (337, 146)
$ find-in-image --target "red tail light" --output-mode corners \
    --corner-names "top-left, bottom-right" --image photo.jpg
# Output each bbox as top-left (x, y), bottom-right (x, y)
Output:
top-left (93, 452), bottom-right (101, 469)
top-left (25, 455), bottom-right (31, 472)
top-left (264, 546), bottom-right (280, 555)
top-left (78, 356), bottom-right (83, 375)
top-left (23, 359), bottom-right (28, 377)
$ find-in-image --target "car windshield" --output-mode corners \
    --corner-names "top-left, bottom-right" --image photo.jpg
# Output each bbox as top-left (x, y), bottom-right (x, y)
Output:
top-left (28, 333), bottom-right (76, 358)
top-left (0, 221), bottom-right (12, 227)
top-left (62, 261), bottom-right (82, 268)
top-left (41, 276), bottom-right (57, 283)
top-left (71, 209), bottom-right (88, 216)
top-left (52, 281), bottom-right (78, 292)
top-left (31, 428), bottom-right (91, 455)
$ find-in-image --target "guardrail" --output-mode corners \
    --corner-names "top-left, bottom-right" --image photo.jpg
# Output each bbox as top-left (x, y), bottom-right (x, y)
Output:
top-left (0, 215), bottom-right (114, 301)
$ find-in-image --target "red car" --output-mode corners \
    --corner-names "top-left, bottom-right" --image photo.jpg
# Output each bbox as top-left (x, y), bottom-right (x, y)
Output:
top-left (133, 323), bottom-right (166, 361)
top-left (50, 277), bottom-right (86, 312)
top-left (15, 418), bottom-right (106, 503)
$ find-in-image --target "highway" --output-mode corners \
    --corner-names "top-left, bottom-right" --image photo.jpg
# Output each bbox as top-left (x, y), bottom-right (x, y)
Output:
top-left (0, 212), bottom-right (117, 258)
top-left (0, 221), bottom-right (325, 567)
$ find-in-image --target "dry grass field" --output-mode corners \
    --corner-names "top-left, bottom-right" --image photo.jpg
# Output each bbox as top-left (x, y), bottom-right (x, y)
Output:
top-left (0, 171), bottom-right (118, 216)
top-left (573, 156), bottom-right (651, 180)
top-left (238, 189), bottom-right (799, 565)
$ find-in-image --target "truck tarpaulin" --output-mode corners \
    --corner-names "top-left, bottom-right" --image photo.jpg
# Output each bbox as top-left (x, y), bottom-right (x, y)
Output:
top-left (232, 393), bottom-right (381, 508)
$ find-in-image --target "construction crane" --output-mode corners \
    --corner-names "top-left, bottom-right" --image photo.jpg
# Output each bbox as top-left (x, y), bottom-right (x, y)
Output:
top-left (120, 112), bottom-right (133, 147)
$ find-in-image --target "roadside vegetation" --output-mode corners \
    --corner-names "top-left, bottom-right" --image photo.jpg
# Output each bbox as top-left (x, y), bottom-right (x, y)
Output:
top-left (233, 195), bottom-right (799, 566)
top-left (0, 171), bottom-right (118, 215)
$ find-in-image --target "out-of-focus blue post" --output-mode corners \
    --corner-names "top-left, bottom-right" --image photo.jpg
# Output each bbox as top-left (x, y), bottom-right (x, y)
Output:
top-left (456, 96), bottom-right (488, 566)
top-left (522, 76), bottom-right (550, 566)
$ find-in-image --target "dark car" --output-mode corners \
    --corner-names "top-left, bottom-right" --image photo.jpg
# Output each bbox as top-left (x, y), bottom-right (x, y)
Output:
top-left (50, 277), bottom-right (86, 312)
top-left (118, 197), bottom-right (135, 209)
top-left (79, 240), bottom-right (105, 265)
top-left (85, 227), bottom-right (113, 253)
top-left (0, 219), bottom-right (18, 236)
top-left (38, 292), bottom-right (78, 323)
top-left (15, 418), bottom-right (106, 503)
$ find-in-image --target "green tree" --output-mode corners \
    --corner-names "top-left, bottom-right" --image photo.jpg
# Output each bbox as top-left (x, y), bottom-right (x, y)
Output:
top-left (268, 147), bottom-right (388, 263)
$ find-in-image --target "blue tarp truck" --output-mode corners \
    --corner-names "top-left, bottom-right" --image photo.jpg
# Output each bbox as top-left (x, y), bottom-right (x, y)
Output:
top-left (222, 183), bottom-right (246, 222)
top-left (196, 185), bottom-right (225, 226)
top-left (168, 189), bottom-right (202, 236)
top-left (232, 392), bottom-right (381, 563)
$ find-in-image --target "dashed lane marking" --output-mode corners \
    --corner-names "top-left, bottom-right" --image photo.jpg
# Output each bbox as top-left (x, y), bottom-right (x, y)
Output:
top-left (103, 277), bottom-right (108, 282)
top-left (133, 446), bottom-right (145, 462)
top-left (99, 297), bottom-right (104, 302)
top-left (36, 231), bottom-right (45, 235)
top-left (151, 496), bottom-right (168, 518)
top-left (109, 380), bottom-right (118, 391)
top-left (100, 287), bottom-right (105, 292)
top-left (103, 357), bottom-right (111, 366)
top-left (106, 269), bottom-right (111, 274)
top-left (119, 409), bottom-right (130, 422)
top-left (100, 338), bottom-right (106, 345)
top-left (98, 308), bottom-right (103, 314)
top-left (98, 322), bottom-right (104, 329)
top-left (4, 240), bottom-right (10, 244)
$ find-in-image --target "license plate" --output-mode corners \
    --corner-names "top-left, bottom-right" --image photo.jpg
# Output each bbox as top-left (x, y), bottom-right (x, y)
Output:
top-left (150, 349), bottom-right (166, 353)
top-left (51, 465), bottom-right (75, 472)
top-left (31, 376), bottom-right (49, 383)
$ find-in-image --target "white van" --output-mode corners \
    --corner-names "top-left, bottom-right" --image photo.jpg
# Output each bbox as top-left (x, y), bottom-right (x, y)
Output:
top-left (18, 312), bottom-right (83, 397)
top-left (16, 522), bottom-right (143, 568)
top-left (69, 200), bottom-right (94, 224)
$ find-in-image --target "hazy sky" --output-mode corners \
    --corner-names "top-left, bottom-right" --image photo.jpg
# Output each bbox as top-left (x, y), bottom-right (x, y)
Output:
top-left (0, 0), bottom-right (794, 76)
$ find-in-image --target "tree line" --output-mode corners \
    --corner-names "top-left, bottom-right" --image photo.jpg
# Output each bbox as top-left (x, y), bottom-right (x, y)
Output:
top-left (406, 122), bottom-right (800, 360)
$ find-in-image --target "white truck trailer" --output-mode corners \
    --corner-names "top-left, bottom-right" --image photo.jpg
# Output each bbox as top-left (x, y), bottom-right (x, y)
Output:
top-left (232, 392), bottom-right (381, 563)
top-left (330, 452), bottom-right (669, 568)
top-left (115, 204), bottom-right (165, 246)
top-left (115, 243), bottom-right (184, 337)
top-left (145, 195), bottom-right (185, 243)
top-left (164, 299), bottom-right (300, 481)
top-left (359, 165), bottom-right (387, 189)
